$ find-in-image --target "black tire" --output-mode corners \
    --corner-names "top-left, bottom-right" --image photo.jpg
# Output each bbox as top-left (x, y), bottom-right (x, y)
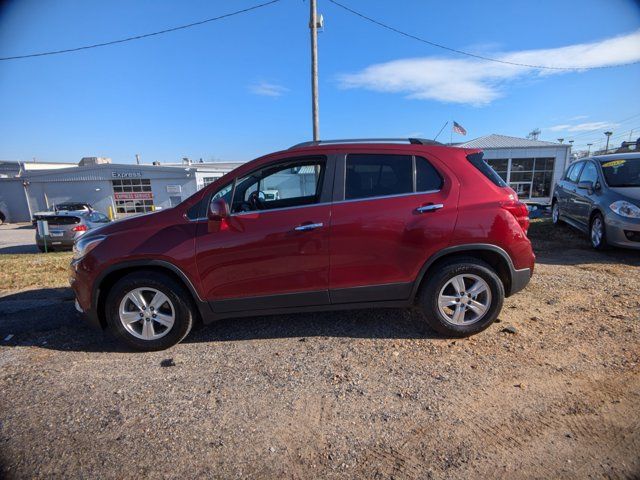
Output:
top-left (105, 272), bottom-right (194, 351)
top-left (418, 258), bottom-right (505, 337)
top-left (589, 212), bottom-right (608, 250)
top-left (37, 244), bottom-right (47, 253)
top-left (551, 200), bottom-right (562, 225)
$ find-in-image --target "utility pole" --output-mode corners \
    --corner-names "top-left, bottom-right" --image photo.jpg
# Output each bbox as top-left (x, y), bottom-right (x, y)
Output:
top-left (310, 0), bottom-right (320, 142)
top-left (587, 143), bottom-right (592, 156)
top-left (604, 131), bottom-right (613, 152)
top-left (135, 154), bottom-right (140, 165)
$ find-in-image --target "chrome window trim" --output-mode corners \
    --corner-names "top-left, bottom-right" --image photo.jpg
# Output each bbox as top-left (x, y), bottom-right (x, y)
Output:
top-left (335, 189), bottom-right (441, 205)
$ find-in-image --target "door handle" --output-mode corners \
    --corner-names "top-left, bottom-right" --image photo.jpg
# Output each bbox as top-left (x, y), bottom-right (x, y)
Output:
top-left (294, 222), bottom-right (323, 231)
top-left (416, 203), bottom-right (444, 213)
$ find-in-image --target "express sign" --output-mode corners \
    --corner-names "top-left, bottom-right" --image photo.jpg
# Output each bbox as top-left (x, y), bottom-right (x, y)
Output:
top-left (112, 171), bottom-right (143, 178)
top-left (113, 192), bottom-right (153, 200)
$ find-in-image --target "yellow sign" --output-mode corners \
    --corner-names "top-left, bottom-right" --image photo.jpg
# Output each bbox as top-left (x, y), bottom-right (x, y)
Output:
top-left (601, 159), bottom-right (625, 168)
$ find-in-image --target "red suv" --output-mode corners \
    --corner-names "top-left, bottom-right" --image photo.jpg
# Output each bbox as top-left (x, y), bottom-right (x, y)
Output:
top-left (70, 139), bottom-right (534, 351)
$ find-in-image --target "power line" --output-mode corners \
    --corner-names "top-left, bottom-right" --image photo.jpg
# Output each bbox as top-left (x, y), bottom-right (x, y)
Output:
top-left (327, 0), bottom-right (640, 71)
top-left (0, 0), bottom-right (282, 61)
top-left (559, 113), bottom-right (640, 141)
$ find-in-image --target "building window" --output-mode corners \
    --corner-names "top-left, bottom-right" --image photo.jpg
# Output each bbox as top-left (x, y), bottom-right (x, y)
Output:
top-left (486, 159), bottom-right (509, 181)
top-left (112, 179), bottom-right (154, 214)
top-left (486, 157), bottom-right (555, 200)
top-left (201, 176), bottom-right (220, 188)
top-left (531, 157), bottom-right (555, 198)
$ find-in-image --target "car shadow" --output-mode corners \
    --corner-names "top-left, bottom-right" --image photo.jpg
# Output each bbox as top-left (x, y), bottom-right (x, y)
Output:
top-left (0, 245), bottom-right (39, 254)
top-left (0, 288), bottom-right (437, 353)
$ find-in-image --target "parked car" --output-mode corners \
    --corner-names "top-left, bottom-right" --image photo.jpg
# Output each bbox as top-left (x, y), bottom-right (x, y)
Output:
top-left (32, 202), bottom-right (94, 224)
top-left (70, 138), bottom-right (535, 351)
top-left (552, 153), bottom-right (640, 250)
top-left (36, 211), bottom-right (110, 251)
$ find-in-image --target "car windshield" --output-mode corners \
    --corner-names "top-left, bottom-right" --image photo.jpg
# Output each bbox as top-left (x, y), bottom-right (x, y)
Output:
top-left (599, 158), bottom-right (640, 187)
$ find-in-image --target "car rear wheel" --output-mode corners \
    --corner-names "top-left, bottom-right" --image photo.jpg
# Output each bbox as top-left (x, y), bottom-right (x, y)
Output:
top-left (551, 201), bottom-right (561, 225)
top-left (105, 272), bottom-right (194, 351)
top-left (590, 213), bottom-right (608, 250)
top-left (418, 258), bottom-right (505, 337)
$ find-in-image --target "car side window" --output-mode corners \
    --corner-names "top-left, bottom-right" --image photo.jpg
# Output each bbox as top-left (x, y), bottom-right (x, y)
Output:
top-left (566, 162), bottom-right (583, 183)
top-left (416, 156), bottom-right (443, 192)
top-left (345, 154), bottom-right (413, 200)
top-left (578, 162), bottom-right (598, 185)
top-left (231, 159), bottom-right (325, 213)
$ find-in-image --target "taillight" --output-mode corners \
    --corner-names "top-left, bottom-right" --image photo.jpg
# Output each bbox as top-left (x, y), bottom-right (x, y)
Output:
top-left (501, 200), bottom-right (530, 234)
top-left (72, 224), bottom-right (88, 232)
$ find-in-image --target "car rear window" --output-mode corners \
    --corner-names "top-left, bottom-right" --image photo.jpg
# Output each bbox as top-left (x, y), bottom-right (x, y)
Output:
top-left (57, 203), bottom-right (88, 211)
top-left (467, 152), bottom-right (507, 187)
top-left (346, 154), bottom-right (413, 200)
top-left (416, 156), bottom-right (443, 192)
top-left (40, 215), bottom-right (81, 225)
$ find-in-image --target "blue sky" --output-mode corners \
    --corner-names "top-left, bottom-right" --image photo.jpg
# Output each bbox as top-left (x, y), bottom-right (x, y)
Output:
top-left (1, 0), bottom-right (639, 164)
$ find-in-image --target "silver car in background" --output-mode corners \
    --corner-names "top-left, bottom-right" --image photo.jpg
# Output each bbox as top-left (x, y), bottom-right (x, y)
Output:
top-left (34, 211), bottom-right (110, 252)
top-left (551, 153), bottom-right (640, 250)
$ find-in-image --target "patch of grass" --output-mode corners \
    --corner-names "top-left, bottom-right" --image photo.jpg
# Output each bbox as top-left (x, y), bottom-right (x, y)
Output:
top-left (0, 252), bottom-right (73, 293)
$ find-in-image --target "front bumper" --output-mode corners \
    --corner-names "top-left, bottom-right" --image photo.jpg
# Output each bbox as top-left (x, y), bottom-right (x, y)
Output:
top-left (604, 212), bottom-right (640, 250)
top-left (70, 259), bottom-right (102, 329)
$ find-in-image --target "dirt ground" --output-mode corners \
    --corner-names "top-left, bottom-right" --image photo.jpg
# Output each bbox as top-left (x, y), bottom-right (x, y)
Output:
top-left (0, 219), bottom-right (639, 479)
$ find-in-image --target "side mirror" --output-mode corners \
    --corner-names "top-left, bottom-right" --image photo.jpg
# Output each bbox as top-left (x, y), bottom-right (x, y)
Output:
top-left (577, 180), bottom-right (594, 193)
top-left (208, 198), bottom-right (230, 221)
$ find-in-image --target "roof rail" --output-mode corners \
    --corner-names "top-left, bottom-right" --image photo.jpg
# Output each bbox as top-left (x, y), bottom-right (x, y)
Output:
top-left (289, 138), bottom-right (443, 149)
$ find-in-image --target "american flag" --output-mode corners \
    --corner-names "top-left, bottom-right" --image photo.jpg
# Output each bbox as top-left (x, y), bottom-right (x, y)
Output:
top-left (452, 121), bottom-right (467, 136)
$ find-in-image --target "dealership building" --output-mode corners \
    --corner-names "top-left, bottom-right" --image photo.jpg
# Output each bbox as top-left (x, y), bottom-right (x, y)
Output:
top-left (0, 158), bottom-right (243, 223)
top-left (458, 134), bottom-right (571, 205)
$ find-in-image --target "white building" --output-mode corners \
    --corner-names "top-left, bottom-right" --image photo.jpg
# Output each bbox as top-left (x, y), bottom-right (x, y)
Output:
top-left (458, 134), bottom-right (571, 205)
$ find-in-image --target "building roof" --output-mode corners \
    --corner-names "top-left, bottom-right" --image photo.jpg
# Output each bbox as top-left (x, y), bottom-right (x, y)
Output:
top-left (458, 134), bottom-right (568, 149)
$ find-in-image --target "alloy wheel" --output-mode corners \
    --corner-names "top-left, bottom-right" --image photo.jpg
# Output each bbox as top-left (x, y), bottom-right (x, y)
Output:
top-left (118, 287), bottom-right (175, 340)
top-left (552, 203), bottom-right (559, 223)
top-left (438, 274), bottom-right (492, 326)
top-left (591, 217), bottom-right (603, 247)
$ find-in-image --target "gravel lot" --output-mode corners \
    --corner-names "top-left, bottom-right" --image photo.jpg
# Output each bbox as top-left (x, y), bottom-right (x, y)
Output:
top-left (0, 220), bottom-right (639, 479)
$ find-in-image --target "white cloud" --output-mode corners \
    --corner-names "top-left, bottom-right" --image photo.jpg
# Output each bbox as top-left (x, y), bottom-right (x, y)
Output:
top-left (548, 121), bottom-right (618, 132)
top-left (337, 30), bottom-right (640, 106)
top-left (248, 81), bottom-right (289, 97)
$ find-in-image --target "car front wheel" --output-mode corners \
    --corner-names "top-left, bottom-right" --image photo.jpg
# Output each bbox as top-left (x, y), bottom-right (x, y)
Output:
top-left (590, 213), bottom-right (608, 250)
top-left (418, 258), bottom-right (505, 337)
top-left (105, 272), bottom-right (194, 351)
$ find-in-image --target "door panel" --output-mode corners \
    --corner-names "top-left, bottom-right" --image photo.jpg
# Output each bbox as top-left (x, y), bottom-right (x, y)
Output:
top-left (573, 161), bottom-right (599, 226)
top-left (329, 190), bottom-right (457, 299)
top-left (195, 205), bottom-right (331, 304)
top-left (562, 162), bottom-right (584, 221)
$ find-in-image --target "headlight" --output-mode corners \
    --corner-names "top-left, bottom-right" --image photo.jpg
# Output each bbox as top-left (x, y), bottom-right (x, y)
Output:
top-left (609, 201), bottom-right (640, 219)
top-left (73, 235), bottom-right (106, 260)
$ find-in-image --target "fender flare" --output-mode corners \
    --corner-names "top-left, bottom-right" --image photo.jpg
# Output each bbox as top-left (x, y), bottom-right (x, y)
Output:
top-left (91, 259), bottom-right (211, 327)
top-left (410, 243), bottom-right (523, 299)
